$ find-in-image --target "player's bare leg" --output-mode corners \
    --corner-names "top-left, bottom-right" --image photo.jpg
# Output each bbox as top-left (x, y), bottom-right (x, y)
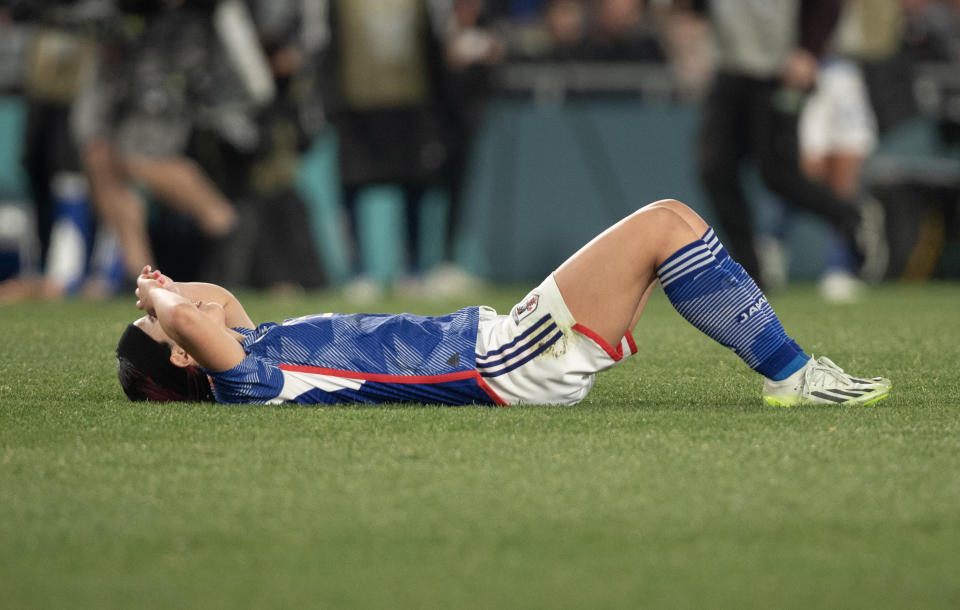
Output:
top-left (555, 199), bottom-right (890, 406)
top-left (554, 199), bottom-right (706, 347)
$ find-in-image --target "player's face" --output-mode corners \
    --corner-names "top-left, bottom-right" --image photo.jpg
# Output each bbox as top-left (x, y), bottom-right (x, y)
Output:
top-left (135, 314), bottom-right (175, 347)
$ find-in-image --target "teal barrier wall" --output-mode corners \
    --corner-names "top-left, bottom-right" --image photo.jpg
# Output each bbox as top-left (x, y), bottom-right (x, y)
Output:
top-left (457, 100), bottom-right (706, 282)
top-left (455, 99), bottom-right (833, 282)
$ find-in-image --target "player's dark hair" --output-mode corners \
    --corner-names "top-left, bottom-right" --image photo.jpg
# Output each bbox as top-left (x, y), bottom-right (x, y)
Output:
top-left (116, 324), bottom-right (214, 402)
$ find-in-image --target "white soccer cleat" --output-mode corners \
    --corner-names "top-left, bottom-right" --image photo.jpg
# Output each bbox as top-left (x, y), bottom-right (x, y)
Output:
top-left (762, 355), bottom-right (891, 407)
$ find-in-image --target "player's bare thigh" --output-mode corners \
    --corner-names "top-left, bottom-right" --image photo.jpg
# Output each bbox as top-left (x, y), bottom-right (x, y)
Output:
top-left (553, 200), bottom-right (708, 346)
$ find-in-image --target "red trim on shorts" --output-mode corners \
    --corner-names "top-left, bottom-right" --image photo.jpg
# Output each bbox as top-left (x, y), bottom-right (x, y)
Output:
top-left (625, 331), bottom-right (638, 355)
top-left (572, 323), bottom-right (628, 361)
top-left (277, 365), bottom-right (508, 406)
top-left (474, 375), bottom-right (509, 406)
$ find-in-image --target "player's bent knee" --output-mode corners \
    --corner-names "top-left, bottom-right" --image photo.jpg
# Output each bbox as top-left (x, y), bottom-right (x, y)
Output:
top-left (625, 202), bottom-right (689, 238)
top-left (641, 198), bottom-right (690, 215)
top-left (636, 199), bottom-right (707, 235)
top-left (634, 199), bottom-right (693, 227)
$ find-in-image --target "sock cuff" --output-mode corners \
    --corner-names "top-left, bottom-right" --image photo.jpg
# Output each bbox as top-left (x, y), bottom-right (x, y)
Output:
top-left (756, 340), bottom-right (807, 380)
top-left (657, 228), bottom-right (728, 288)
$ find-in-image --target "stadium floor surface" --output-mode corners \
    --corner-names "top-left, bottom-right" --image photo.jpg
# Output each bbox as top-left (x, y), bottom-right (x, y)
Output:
top-left (2, 282), bottom-right (959, 609)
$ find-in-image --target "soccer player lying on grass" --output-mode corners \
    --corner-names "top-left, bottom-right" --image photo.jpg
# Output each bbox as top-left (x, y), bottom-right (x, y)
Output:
top-left (117, 199), bottom-right (890, 407)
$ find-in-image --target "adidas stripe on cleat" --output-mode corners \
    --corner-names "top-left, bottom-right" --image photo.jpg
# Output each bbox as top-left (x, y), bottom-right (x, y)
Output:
top-left (762, 355), bottom-right (890, 407)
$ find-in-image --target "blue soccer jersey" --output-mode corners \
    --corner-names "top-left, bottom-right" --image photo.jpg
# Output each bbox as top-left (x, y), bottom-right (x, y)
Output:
top-left (204, 307), bottom-right (505, 405)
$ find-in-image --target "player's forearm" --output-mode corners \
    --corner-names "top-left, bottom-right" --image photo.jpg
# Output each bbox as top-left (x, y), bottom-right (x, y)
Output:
top-left (168, 281), bottom-right (230, 305)
top-left (151, 289), bottom-right (205, 348)
top-left (166, 282), bottom-right (253, 329)
top-left (150, 289), bottom-right (246, 371)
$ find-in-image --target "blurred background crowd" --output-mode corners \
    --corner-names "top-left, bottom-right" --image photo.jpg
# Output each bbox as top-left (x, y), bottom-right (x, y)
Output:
top-left (0, 0), bottom-right (957, 304)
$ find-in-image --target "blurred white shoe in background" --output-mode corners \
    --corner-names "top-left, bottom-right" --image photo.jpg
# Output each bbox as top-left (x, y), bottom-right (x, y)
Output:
top-left (819, 269), bottom-right (864, 303)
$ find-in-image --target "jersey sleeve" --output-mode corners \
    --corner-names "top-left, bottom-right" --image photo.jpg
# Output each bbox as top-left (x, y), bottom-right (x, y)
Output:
top-left (205, 354), bottom-right (285, 404)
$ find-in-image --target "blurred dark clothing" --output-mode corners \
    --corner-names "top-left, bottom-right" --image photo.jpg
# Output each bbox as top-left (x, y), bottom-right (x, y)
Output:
top-left (695, 0), bottom-right (863, 282)
top-left (698, 73), bottom-right (861, 278)
top-left (323, 0), bottom-right (450, 189)
top-left (10, 1), bottom-right (105, 268)
top-left (691, 0), bottom-right (841, 77)
top-left (183, 0), bottom-right (327, 288)
top-left (320, 0), bottom-right (452, 275)
top-left (581, 30), bottom-right (666, 63)
top-left (22, 102), bottom-right (79, 266)
top-left (114, 0), bottom-right (219, 13)
top-left (72, 2), bottom-right (250, 158)
top-left (439, 1), bottom-right (505, 259)
top-left (903, 1), bottom-right (960, 63)
top-left (870, 2), bottom-right (960, 280)
top-left (903, 1), bottom-right (960, 142)
top-left (582, 0), bottom-right (666, 63)
top-left (335, 107), bottom-right (448, 189)
top-left (248, 0), bottom-right (328, 137)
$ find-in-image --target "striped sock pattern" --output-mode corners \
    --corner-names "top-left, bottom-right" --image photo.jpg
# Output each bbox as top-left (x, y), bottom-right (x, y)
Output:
top-left (657, 229), bottom-right (805, 379)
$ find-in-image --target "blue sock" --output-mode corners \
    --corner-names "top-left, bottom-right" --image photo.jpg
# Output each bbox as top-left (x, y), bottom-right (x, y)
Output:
top-left (658, 228), bottom-right (809, 381)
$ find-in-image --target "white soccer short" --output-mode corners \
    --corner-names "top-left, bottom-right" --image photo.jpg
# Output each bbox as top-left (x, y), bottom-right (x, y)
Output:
top-left (475, 274), bottom-right (638, 406)
top-left (800, 59), bottom-right (877, 157)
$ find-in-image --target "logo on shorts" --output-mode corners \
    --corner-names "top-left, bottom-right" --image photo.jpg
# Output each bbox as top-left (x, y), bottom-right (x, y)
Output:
top-left (512, 293), bottom-right (540, 325)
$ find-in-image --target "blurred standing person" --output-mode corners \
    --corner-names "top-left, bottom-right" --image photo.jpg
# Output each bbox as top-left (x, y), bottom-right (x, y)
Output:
top-left (883, 0), bottom-right (960, 279)
top-left (691, 0), bottom-right (886, 286)
top-left (0, 0), bottom-right (123, 301)
top-left (202, 0), bottom-right (327, 290)
top-left (432, 0), bottom-right (505, 291)
top-left (797, 0), bottom-right (902, 299)
top-left (71, 0), bottom-right (241, 285)
top-left (323, 0), bottom-right (452, 300)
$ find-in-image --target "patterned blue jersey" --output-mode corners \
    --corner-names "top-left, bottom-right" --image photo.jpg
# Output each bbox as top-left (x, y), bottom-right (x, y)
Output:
top-left (204, 307), bottom-right (504, 405)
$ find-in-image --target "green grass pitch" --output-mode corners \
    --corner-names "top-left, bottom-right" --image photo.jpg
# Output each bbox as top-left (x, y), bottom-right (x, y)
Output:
top-left (2, 282), bottom-right (959, 609)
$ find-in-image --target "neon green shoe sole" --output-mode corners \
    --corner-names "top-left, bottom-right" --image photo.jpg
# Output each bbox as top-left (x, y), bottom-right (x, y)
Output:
top-left (763, 388), bottom-right (890, 408)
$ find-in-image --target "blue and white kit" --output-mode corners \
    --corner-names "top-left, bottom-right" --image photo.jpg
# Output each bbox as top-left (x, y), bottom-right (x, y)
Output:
top-left (205, 275), bottom-right (637, 406)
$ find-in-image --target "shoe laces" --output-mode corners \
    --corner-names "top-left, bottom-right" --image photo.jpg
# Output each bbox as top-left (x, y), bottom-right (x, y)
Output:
top-left (803, 355), bottom-right (853, 391)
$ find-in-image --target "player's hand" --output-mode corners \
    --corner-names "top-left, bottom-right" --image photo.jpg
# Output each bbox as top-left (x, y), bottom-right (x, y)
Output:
top-left (138, 266), bottom-right (179, 294)
top-left (135, 274), bottom-right (165, 317)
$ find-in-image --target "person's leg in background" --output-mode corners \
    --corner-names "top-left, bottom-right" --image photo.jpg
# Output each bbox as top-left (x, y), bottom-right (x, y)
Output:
top-left (339, 184), bottom-right (359, 274)
top-left (338, 183), bottom-right (387, 303)
top-left (22, 101), bottom-right (56, 269)
top-left (799, 59), bottom-right (880, 300)
top-left (402, 183), bottom-right (425, 277)
top-left (0, 100), bottom-right (61, 301)
top-left (697, 72), bottom-right (762, 283)
top-left (753, 77), bottom-right (884, 280)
